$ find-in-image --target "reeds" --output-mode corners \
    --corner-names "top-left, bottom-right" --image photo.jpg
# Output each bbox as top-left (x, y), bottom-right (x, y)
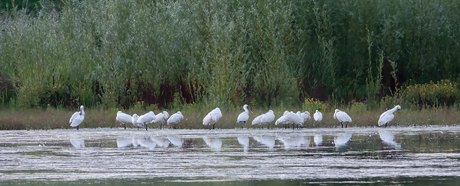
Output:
top-left (1, 0), bottom-right (460, 111)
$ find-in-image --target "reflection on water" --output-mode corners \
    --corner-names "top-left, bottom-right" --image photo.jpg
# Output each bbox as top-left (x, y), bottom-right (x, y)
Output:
top-left (151, 136), bottom-right (170, 148)
top-left (138, 138), bottom-right (156, 150)
top-left (314, 135), bottom-right (322, 146)
top-left (167, 135), bottom-right (184, 147)
top-left (278, 136), bottom-right (310, 150)
top-left (69, 139), bottom-right (85, 148)
top-left (2, 126), bottom-right (460, 184)
top-left (253, 135), bottom-right (275, 151)
top-left (334, 133), bottom-right (352, 148)
top-left (237, 136), bottom-right (250, 153)
top-left (203, 136), bottom-right (222, 151)
top-left (379, 130), bottom-right (401, 149)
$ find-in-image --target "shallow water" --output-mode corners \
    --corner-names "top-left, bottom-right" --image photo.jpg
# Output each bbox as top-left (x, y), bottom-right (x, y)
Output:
top-left (1, 126), bottom-right (460, 185)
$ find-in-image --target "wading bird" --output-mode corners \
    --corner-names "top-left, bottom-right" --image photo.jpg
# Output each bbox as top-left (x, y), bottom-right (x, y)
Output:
top-left (152, 111), bottom-right (169, 129)
top-left (136, 111), bottom-right (156, 130)
top-left (116, 111), bottom-right (132, 129)
top-left (299, 111), bottom-right (311, 122)
top-left (69, 105), bottom-right (85, 130)
top-left (378, 105), bottom-right (401, 127)
top-left (334, 109), bottom-right (352, 128)
top-left (237, 104), bottom-right (253, 127)
top-left (252, 110), bottom-right (275, 129)
top-left (131, 114), bottom-right (143, 130)
top-left (167, 111), bottom-right (184, 129)
top-left (313, 110), bottom-right (322, 122)
top-left (203, 107), bottom-right (222, 129)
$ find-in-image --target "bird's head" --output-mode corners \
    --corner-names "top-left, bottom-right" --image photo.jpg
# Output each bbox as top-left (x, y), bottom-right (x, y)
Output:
top-left (396, 105), bottom-right (401, 110)
top-left (80, 105), bottom-right (84, 110)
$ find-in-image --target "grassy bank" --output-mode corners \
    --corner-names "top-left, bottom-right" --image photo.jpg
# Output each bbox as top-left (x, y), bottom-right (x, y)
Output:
top-left (1, 106), bottom-right (458, 130)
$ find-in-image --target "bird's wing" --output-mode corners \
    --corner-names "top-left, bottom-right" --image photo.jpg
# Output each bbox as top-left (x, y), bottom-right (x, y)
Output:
top-left (203, 114), bottom-right (212, 125)
top-left (237, 112), bottom-right (249, 122)
top-left (378, 113), bottom-right (394, 126)
top-left (338, 112), bottom-right (352, 122)
top-left (70, 112), bottom-right (84, 127)
top-left (275, 116), bottom-right (287, 125)
top-left (379, 111), bottom-right (389, 121)
top-left (252, 115), bottom-right (262, 125)
top-left (69, 111), bottom-right (79, 123)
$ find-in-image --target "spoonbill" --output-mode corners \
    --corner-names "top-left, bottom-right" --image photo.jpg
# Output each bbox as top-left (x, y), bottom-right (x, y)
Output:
top-left (334, 109), bottom-right (352, 128)
top-left (167, 111), bottom-right (184, 129)
top-left (378, 105), bottom-right (401, 127)
top-left (313, 110), bottom-right (322, 122)
top-left (203, 107), bottom-right (222, 129)
top-left (152, 111), bottom-right (169, 129)
top-left (131, 114), bottom-right (143, 130)
top-left (252, 110), bottom-right (275, 129)
top-left (237, 104), bottom-right (253, 127)
top-left (136, 111), bottom-right (156, 130)
top-left (116, 111), bottom-right (132, 129)
top-left (299, 111), bottom-right (311, 122)
top-left (69, 105), bottom-right (85, 130)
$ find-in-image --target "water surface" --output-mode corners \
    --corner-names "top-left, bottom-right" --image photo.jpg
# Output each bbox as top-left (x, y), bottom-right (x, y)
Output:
top-left (1, 126), bottom-right (460, 185)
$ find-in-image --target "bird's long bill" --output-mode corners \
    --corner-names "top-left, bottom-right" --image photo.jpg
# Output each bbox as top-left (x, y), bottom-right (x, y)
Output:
top-left (249, 108), bottom-right (253, 114)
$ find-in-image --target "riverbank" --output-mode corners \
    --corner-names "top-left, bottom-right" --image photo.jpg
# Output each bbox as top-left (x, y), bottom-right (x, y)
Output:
top-left (0, 107), bottom-right (458, 130)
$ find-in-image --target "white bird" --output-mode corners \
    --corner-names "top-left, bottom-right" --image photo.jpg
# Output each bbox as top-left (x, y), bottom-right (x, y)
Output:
top-left (334, 109), bottom-right (352, 128)
top-left (237, 104), bottom-right (253, 127)
top-left (299, 111), bottom-right (311, 122)
top-left (378, 105), bottom-right (401, 127)
top-left (131, 114), bottom-right (142, 130)
top-left (116, 111), bottom-right (132, 130)
top-left (313, 110), bottom-right (323, 122)
top-left (167, 111), bottom-right (184, 129)
top-left (136, 111), bottom-right (156, 130)
top-left (252, 110), bottom-right (275, 129)
top-left (69, 105), bottom-right (85, 130)
top-left (275, 111), bottom-right (290, 126)
top-left (203, 107), bottom-right (222, 129)
top-left (152, 111), bottom-right (169, 129)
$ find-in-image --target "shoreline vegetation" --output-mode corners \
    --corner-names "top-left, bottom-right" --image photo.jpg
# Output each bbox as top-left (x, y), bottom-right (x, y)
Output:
top-left (1, 0), bottom-right (460, 130)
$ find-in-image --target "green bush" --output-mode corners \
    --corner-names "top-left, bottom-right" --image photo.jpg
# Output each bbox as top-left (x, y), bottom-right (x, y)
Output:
top-left (404, 80), bottom-right (459, 107)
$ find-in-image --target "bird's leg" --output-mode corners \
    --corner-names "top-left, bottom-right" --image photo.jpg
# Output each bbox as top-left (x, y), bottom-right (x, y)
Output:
top-left (345, 123), bottom-right (348, 128)
top-left (160, 123), bottom-right (162, 130)
top-left (213, 124), bottom-right (215, 130)
top-left (385, 123), bottom-right (388, 128)
top-left (341, 123), bottom-right (343, 128)
top-left (145, 125), bottom-right (148, 131)
top-left (76, 125), bottom-right (79, 130)
top-left (124, 123), bottom-right (126, 130)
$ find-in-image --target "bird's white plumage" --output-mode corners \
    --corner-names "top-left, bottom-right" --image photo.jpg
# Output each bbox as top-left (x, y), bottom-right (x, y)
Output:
top-left (378, 105), bottom-right (401, 126)
top-left (203, 107), bottom-right (222, 126)
top-left (116, 111), bottom-right (132, 125)
top-left (299, 111), bottom-right (311, 122)
top-left (70, 105), bottom-right (85, 128)
top-left (167, 111), bottom-right (184, 125)
top-left (137, 111), bottom-right (156, 126)
top-left (153, 111), bottom-right (169, 124)
top-left (334, 109), bottom-right (352, 122)
top-left (275, 115), bottom-right (289, 125)
top-left (237, 104), bottom-right (252, 123)
top-left (252, 110), bottom-right (275, 125)
top-left (131, 114), bottom-right (140, 127)
top-left (313, 110), bottom-right (323, 122)
top-left (276, 111), bottom-right (303, 126)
